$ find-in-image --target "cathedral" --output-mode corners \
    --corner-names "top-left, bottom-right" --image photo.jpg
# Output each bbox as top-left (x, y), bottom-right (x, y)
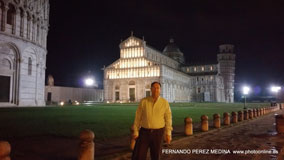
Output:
top-left (0, 0), bottom-right (49, 106)
top-left (104, 34), bottom-right (235, 103)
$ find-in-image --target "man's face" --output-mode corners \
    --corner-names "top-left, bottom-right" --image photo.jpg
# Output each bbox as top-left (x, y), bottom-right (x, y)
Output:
top-left (151, 83), bottom-right (161, 97)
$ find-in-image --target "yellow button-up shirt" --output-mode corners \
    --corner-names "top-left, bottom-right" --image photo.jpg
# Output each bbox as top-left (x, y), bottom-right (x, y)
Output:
top-left (133, 96), bottom-right (173, 136)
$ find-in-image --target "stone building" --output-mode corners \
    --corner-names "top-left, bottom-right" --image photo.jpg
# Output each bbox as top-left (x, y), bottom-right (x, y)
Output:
top-left (44, 75), bottom-right (104, 104)
top-left (104, 34), bottom-right (235, 103)
top-left (0, 0), bottom-right (49, 106)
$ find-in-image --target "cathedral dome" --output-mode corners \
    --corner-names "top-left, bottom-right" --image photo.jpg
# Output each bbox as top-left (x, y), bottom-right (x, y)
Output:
top-left (163, 39), bottom-right (181, 53)
top-left (163, 38), bottom-right (185, 64)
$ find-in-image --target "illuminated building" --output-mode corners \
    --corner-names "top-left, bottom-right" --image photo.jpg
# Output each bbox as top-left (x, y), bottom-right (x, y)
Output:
top-left (0, 0), bottom-right (49, 106)
top-left (104, 34), bottom-right (235, 103)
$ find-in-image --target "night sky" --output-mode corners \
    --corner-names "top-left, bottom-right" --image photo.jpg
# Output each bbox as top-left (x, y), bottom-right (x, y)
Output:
top-left (46, 0), bottom-right (284, 98)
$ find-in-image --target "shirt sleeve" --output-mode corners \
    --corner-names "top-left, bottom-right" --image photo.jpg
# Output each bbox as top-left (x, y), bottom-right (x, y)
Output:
top-left (133, 100), bottom-right (143, 136)
top-left (164, 101), bottom-right (173, 136)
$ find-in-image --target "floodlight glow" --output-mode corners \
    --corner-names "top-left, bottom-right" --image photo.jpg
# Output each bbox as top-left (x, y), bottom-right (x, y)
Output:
top-left (85, 78), bottom-right (94, 86)
top-left (271, 86), bottom-right (281, 93)
top-left (242, 86), bottom-right (250, 95)
top-left (74, 100), bottom-right (80, 105)
top-left (59, 101), bottom-right (64, 106)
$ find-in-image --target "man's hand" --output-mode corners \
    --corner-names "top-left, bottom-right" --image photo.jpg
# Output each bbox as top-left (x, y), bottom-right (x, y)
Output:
top-left (165, 135), bottom-right (171, 144)
top-left (132, 134), bottom-right (138, 140)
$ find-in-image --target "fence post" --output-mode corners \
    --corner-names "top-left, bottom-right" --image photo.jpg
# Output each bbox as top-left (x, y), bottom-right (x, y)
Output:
top-left (223, 112), bottom-right (230, 125)
top-left (79, 130), bottom-right (95, 160)
top-left (249, 109), bottom-right (253, 119)
top-left (275, 114), bottom-right (284, 134)
top-left (244, 110), bottom-right (248, 120)
top-left (213, 114), bottom-right (221, 128)
top-left (0, 141), bottom-right (11, 160)
top-left (201, 115), bottom-right (208, 132)
top-left (184, 117), bottom-right (193, 136)
top-left (253, 109), bottom-right (256, 117)
top-left (231, 112), bottom-right (238, 123)
top-left (238, 111), bottom-right (243, 121)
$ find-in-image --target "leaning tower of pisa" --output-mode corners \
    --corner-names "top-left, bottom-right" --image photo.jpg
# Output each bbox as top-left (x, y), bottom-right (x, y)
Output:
top-left (0, 0), bottom-right (49, 106)
top-left (217, 44), bottom-right (236, 103)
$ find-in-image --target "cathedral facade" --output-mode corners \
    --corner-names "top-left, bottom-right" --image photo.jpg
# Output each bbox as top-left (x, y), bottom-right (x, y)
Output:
top-left (104, 34), bottom-right (235, 103)
top-left (0, 0), bottom-right (49, 106)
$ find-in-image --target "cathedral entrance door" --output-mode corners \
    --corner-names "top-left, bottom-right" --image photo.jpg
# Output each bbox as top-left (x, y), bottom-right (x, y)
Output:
top-left (0, 76), bottom-right (10, 102)
top-left (129, 88), bottom-right (135, 102)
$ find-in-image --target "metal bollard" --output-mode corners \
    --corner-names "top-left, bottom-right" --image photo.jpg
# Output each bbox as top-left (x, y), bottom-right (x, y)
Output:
top-left (79, 130), bottom-right (95, 160)
top-left (130, 125), bottom-right (136, 150)
top-left (238, 111), bottom-right (243, 121)
top-left (231, 112), bottom-right (238, 123)
top-left (0, 141), bottom-right (11, 160)
top-left (223, 112), bottom-right (230, 125)
top-left (213, 114), bottom-right (221, 128)
top-left (201, 115), bottom-right (209, 132)
top-left (184, 117), bottom-right (193, 136)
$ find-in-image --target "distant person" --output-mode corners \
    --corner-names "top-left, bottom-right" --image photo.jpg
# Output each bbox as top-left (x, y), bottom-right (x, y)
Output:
top-left (68, 99), bottom-right (72, 105)
top-left (131, 82), bottom-right (172, 160)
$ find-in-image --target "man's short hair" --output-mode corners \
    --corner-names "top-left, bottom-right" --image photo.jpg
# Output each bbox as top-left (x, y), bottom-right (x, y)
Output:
top-left (151, 82), bottom-right (161, 88)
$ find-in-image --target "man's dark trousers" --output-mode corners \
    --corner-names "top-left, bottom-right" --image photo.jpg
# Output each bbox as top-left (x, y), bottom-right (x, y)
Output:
top-left (132, 127), bottom-right (164, 160)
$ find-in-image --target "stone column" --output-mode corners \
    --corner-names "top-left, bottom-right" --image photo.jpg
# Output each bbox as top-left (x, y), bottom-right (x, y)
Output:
top-left (231, 112), bottom-right (238, 123)
top-left (244, 110), bottom-right (249, 120)
top-left (223, 112), bottom-right (230, 125)
top-left (0, 141), bottom-right (11, 160)
top-left (249, 109), bottom-right (253, 119)
top-left (26, 16), bottom-right (31, 39)
top-left (238, 111), bottom-right (243, 121)
top-left (20, 11), bottom-right (26, 37)
top-left (184, 117), bottom-right (193, 136)
top-left (201, 115), bottom-right (208, 132)
top-left (213, 114), bottom-right (221, 128)
top-left (32, 18), bottom-right (36, 42)
top-left (79, 130), bottom-right (95, 160)
top-left (130, 125), bottom-right (136, 150)
top-left (275, 114), bottom-right (284, 134)
top-left (12, 7), bottom-right (19, 35)
top-left (1, 4), bottom-right (8, 32)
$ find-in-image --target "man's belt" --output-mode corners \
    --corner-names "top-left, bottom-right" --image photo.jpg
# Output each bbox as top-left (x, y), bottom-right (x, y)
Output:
top-left (140, 127), bottom-right (164, 133)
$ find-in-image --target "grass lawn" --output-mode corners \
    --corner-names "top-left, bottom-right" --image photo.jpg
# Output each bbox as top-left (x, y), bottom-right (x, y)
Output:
top-left (0, 102), bottom-right (269, 140)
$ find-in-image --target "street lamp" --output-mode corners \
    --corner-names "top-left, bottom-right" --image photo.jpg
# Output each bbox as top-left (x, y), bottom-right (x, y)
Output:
top-left (242, 86), bottom-right (250, 110)
top-left (271, 86), bottom-right (281, 102)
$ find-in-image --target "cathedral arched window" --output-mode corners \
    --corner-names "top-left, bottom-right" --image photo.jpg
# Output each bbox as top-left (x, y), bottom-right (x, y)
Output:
top-left (2, 59), bottom-right (11, 70)
top-left (28, 57), bottom-right (32, 75)
top-left (115, 85), bottom-right (120, 90)
top-left (7, 4), bottom-right (16, 25)
top-left (129, 81), bottom-right (135, 85)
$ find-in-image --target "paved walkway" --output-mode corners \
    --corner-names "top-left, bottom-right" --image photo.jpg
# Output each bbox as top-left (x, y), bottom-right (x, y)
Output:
top-left (114, 109), bottom-right (284, 160)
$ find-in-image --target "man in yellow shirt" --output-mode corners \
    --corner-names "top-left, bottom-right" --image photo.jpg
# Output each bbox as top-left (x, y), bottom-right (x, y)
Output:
top-left (132, 82), bottom-right (173, 160)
